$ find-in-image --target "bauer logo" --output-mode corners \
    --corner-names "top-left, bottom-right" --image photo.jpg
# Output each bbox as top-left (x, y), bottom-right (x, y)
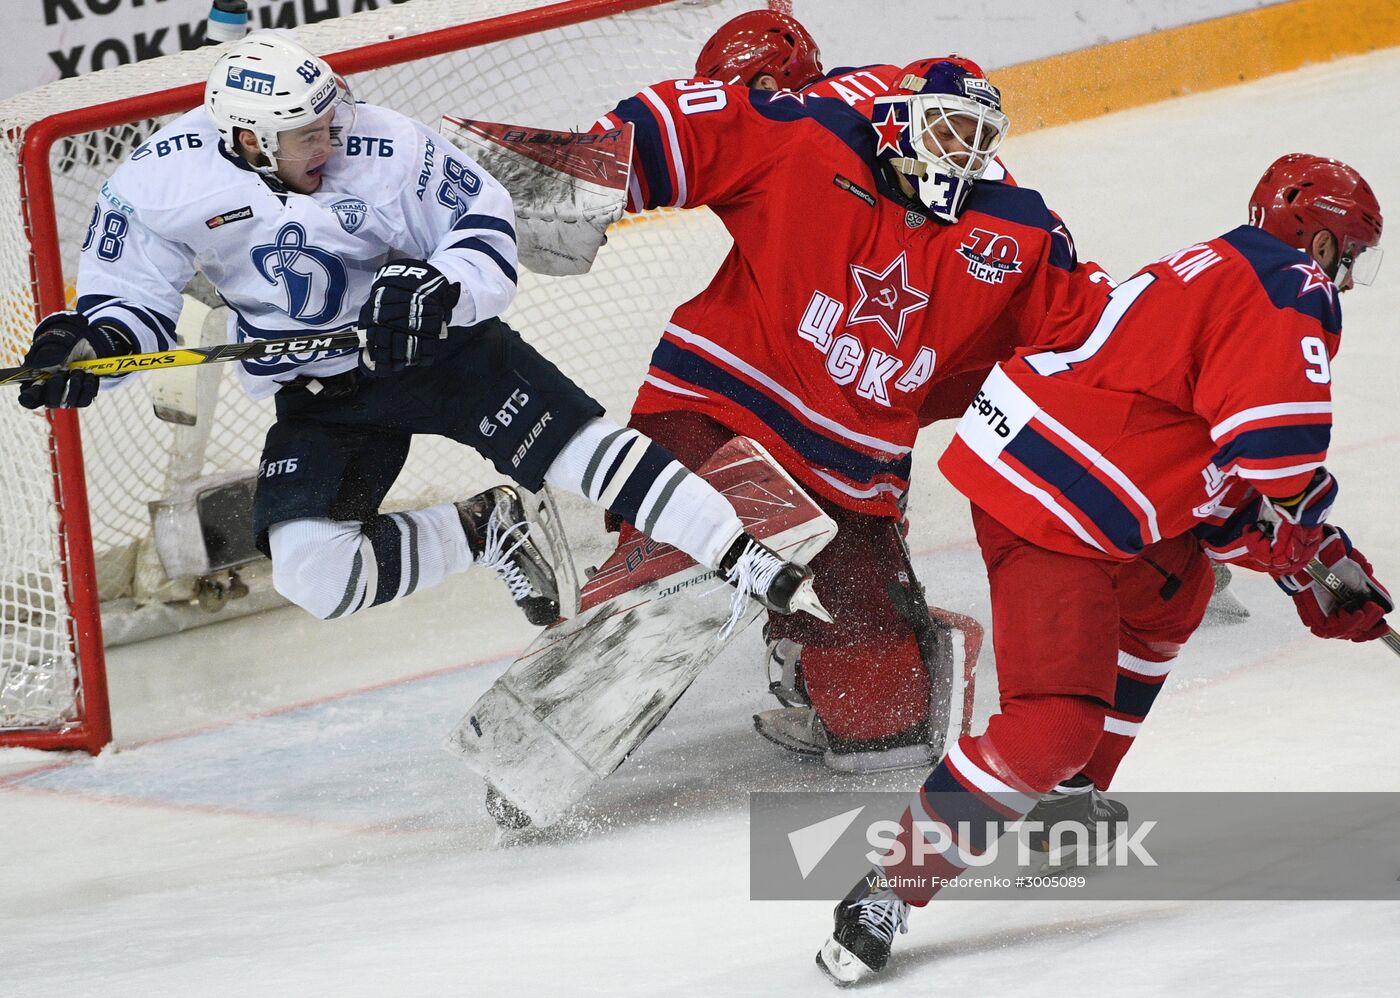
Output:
top-left (227, 67), bottom-right (276, 96)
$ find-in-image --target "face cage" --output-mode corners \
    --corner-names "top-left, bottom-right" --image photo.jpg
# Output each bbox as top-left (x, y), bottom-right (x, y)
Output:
top-left (256, 78), bottom-right (355, 172)
top-left (908, 93), bottom-right (1008, 182)
top-left (1339, 239), bottom-right (1383, 286)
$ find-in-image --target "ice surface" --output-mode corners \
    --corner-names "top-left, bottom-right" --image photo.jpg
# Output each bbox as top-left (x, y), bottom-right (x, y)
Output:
top-left (5, 49), bottom-right (1400, 997)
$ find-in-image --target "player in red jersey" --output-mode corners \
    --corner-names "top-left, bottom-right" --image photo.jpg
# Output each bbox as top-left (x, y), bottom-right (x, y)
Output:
top-left (594, 61), bottom-right (1111, 771)
top-left (696, 13), bottom-right (1253, 792)
top-left (816, 153), bottom-right (1392, 984)
top-left (694, 10), bottom-right (1014, 182)
top-left (693, 8), bottom-right (824, 92)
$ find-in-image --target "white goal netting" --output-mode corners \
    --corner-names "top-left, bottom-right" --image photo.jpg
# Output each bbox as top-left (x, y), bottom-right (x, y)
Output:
top-left (0, 0), bottom-right (753, 745)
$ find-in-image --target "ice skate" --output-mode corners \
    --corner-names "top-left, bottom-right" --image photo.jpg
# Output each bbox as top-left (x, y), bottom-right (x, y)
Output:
top-left (824, 720), bottom-right (933, 773)
top-left (753, 705), bottom-right (829, 757)
top-left (816, 871), bottom-right (909, 986)
top-left (764, 624), bottom-right (810, 707)
top-left (754, 707), bottom-right (934, 772)
top-left (718, 534), bottom-right (830, 638)
top-left (459, 486), bottom-right (560, 626)
top-left (1023, 773), bottom-right (1128, 873)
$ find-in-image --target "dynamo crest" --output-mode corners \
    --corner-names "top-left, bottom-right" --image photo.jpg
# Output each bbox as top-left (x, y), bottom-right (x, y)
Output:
top-left (331, 198), bottom-right (368, 234)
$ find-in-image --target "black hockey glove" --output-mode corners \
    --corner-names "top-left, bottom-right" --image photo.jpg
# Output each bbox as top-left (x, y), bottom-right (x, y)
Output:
top-left (18, 311), bottom-right (134, 410)
top-left (357, 259), bottom-right (461, 377)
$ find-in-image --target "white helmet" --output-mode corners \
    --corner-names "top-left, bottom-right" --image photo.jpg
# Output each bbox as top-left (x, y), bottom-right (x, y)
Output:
top-left (205, 32), bottom-right (352, 172)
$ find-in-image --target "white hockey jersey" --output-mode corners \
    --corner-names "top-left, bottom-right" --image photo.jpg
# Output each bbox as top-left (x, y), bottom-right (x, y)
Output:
top-left (76, 101), bottom-right (519, 398)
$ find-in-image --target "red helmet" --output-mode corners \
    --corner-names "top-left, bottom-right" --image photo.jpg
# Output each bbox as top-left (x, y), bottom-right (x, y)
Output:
top-left (694, 10), bottom-right (823, 88)
top-left (1250, 153), bottom-right (1384, 284)
top-left (898, 53), bottom-right (988, 88)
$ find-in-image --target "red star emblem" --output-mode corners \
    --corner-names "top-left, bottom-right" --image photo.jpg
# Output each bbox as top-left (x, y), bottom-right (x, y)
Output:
top-left (848, 252), bottom-right (929, 347)
top-left (1291, 259), bottom-right (1337, 306)
top-left (873, 106), bottom-right (906, 156)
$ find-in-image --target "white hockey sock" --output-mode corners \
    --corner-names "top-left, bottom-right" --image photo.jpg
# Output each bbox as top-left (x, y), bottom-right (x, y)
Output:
top-left (268, 504), bottom-right (471, 619)
top-left (545, 416), bottom-right (743, 569)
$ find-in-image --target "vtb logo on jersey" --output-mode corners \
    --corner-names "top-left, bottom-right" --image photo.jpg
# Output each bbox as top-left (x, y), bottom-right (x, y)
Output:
top-left (251, 223), bottom-right (349, 326)
top-left (958, 228), bottom-right (1023, 284)
top-left (847, 252), bottom-right (929, 348)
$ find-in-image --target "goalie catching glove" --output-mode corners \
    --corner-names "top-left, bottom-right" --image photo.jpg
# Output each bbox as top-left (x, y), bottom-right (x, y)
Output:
top-left (357, 259), bottom-right (460, 376)
top-left (1243, 469), bottom-right (1338, 574)
top-left (1278, 525), bottom-right (1393, 642)
top-left (18, 311), bottom-right (135, 410)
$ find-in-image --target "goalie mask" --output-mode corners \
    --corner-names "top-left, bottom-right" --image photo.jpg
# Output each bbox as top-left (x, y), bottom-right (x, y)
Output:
top-left (870, 61), bottom-right (1009, 223)
top-left (205, 32), bottom-right (354, 178)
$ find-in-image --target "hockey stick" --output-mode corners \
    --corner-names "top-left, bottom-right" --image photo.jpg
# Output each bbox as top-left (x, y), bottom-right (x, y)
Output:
top-left (0, 328), bottom-right (362, 387)
top-left (1304, 557), bottom-right (1400, 657)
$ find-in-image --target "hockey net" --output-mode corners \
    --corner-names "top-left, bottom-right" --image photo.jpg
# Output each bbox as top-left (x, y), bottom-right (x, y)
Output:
top-left (0, 0), bottom-right (758, 752)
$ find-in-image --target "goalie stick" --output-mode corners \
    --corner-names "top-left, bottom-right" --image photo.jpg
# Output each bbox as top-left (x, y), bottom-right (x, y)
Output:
top-left (1304, 557), bottom-right (1400, 656)
top-left (0, 328), bottom-right (362, 387)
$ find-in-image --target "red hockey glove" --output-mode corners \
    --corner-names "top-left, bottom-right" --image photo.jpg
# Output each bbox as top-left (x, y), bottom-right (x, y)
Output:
top-left (1278, 526), bottom-right (1393, 642)
top-left (1242, 469), bottom-right (1337, 574)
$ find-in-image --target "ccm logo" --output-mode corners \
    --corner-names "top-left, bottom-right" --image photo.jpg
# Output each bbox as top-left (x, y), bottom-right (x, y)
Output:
top-left (380, 264), bottom-right (430, 279)
top-left (262, 336), bottom-right (335, 355)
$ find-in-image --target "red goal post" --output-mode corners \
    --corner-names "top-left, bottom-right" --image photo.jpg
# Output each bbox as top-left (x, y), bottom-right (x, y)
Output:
top-left (0, 0), bottom-right (767, 754)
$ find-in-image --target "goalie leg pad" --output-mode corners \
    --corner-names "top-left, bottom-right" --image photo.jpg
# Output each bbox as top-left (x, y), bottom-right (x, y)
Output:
top-left (800, 635), bottom-right (929, 741)
top-left (446, 436), bottom-right (837, 827)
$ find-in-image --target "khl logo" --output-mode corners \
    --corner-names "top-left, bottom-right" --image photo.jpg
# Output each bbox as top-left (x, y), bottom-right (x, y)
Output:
top-left (251, 223), bottom-right (348, 325)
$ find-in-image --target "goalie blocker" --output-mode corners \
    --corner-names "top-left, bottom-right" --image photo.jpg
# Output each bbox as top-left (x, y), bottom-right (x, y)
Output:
top-left (446, 437), bottom-right (839, 829)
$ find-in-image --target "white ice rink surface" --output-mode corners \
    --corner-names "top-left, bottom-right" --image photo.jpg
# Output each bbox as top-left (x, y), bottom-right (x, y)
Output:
top-left (6, 49), bottom-right (1400, 997)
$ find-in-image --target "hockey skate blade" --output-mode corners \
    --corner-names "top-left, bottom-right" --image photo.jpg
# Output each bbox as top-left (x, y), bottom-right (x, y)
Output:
top-left (753, 707), bottom-right (827, 757)
top-left (790, 579), bottom-right (833, 624)
top-left (816, 936), bottom-right (874, 987)
top-left (822, 743), bottom-right (932, 774)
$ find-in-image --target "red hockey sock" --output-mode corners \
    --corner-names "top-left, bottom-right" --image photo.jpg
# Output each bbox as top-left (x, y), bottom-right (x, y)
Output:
top-left (1081, 649), bottom-right (1172, 788)
top-left (981, 694), bottom-right (1106, 793)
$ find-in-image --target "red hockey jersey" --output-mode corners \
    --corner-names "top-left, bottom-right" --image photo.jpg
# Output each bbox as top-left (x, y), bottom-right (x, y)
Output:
top-left (802, 64), bottom-right (1014, 184)
top-left (939, 224), bottom-right (1342, 559)
top-left (596, 80), bottom-right (1093, 516)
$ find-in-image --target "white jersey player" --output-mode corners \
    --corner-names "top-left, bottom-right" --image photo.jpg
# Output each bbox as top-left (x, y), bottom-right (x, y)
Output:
top-left (17, 31), bottom-right (827, 631)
